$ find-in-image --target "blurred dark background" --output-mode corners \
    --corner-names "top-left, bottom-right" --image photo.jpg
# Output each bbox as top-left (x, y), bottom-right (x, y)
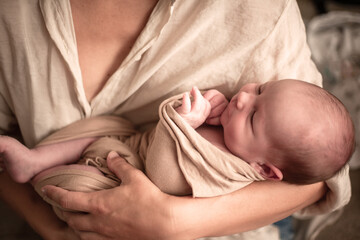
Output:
top-left (298, 1), bottom-right (360, 240)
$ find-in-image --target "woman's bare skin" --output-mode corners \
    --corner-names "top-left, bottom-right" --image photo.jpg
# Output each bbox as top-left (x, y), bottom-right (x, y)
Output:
top-left (70, 0), bottom-right (159, 101)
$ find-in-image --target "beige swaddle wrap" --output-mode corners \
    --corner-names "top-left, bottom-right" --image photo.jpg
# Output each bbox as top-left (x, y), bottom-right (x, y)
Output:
top-left (34, 94), bottom-right (264, 218)
top-left (149, 94), bottom-right (265, 197)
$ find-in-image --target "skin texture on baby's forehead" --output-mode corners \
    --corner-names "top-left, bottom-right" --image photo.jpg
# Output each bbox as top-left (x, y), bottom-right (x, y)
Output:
top-left (260, 80), bottom-right (321, 116)
top-left (260, 79), bottom-right (318, 100)
top-left (259, 80), bottom-right (318, 120)
top-left (260, 80), bottom-right (327, 150)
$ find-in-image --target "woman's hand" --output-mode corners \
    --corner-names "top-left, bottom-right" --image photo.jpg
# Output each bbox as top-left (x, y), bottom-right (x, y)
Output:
top-left (41, 152), bottom-right (181, 240)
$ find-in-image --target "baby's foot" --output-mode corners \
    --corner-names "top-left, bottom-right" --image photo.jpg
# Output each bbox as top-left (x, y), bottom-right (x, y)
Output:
top-left (0, 136), bottom-right (37, 183)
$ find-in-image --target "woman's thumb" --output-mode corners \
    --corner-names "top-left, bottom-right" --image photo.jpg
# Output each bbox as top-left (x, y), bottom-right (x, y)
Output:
top-left (107, 151), bottom-right (145, 184)
top-left (107, 151), bottom-right (120, 160)
top-left (107, 151), bottom-right (128, 180)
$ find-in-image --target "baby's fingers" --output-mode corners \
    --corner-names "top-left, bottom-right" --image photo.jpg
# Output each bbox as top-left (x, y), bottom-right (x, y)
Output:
top-left (191, 86), bottom-right (203, 102)
top-left (206, 117), bottom-right (221, 125)
top-left (176, 92), bottom-right (192, 114)
top-left (191, 87), bottom-right (210, 113)
top-left (203, 89), bottom-right (228, 108)
top-left (208, 100), bottom-right (228, 118)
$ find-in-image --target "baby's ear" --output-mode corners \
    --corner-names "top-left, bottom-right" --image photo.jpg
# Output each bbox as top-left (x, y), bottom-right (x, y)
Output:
top-left (250, 162), bottom-right (283, 181)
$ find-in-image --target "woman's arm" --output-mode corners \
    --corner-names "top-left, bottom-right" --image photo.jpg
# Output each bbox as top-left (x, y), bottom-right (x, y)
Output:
top-left (173, 179), bottom-right (325, 238)
top-left (43, 152), bottom-right (326, 239)
top-left (0, 171), bottom-right (79, 240)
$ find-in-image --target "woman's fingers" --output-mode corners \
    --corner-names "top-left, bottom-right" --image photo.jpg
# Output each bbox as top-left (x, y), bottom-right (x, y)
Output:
top-left (42, 185), bottom-right (95, 213)
top-left (106, 151), bottom-right (146, 184)
top-left (61, 211), bottom-right (94, 232)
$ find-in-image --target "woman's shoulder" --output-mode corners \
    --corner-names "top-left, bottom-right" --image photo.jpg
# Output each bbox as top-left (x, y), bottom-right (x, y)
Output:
top-left (0, 0), bottom-right (44, 39)
top-left (231, 0), bottom-right (294, 36)
top-left (182, 0), bottom-right (294, 41)
top-left (0, 0), bottom-right (40, 17)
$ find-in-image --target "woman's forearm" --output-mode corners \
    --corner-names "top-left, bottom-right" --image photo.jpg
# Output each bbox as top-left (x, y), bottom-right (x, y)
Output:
top-left (0, 171), bottom-right (75, 240)
top-left (171, 180), bottom-right (326, 238)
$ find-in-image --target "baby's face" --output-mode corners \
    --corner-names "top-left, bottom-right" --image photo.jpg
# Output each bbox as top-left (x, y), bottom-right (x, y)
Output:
top-left (220, 79), bottom-right (315, 164)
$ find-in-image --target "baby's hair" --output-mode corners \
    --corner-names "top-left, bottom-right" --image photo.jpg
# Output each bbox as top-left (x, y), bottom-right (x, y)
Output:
top-left (273, 83), bottom-right (355, 184)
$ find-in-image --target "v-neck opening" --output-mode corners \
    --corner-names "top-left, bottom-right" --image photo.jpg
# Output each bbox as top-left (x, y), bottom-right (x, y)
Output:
top-left (40, 0), bottom-right (174, 116)
top-left (89, 0), bottom-right (175, 110)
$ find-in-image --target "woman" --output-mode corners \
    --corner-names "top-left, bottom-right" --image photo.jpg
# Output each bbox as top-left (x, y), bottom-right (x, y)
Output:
top-left (0, 0), bottom-right (350, 239)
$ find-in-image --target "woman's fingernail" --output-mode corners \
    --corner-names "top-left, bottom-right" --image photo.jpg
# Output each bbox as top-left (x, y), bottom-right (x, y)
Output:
top-left (107, 151), bottom-right (119, 160)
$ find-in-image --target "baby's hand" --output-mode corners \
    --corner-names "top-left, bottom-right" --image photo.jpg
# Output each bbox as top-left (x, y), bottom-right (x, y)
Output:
top-left (176, 87), bottom-right (211, 129)
top-left (203, 89), bottom-right (229, 125)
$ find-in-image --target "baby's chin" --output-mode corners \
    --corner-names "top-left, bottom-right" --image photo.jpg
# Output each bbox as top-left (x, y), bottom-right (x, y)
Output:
top-left (219, 112), bottom-right (227, 127)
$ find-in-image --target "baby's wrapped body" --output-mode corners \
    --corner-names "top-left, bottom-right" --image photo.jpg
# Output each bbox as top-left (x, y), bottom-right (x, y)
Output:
top-left (34, 94), bottom-right (264, 219)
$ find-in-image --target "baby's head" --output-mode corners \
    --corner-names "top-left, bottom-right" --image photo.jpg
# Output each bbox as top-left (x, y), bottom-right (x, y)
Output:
top-left (221, 79), bottom-right (355, 184)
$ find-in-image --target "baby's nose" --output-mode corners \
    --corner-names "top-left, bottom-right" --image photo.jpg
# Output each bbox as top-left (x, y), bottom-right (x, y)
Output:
top-left (236, 91), bottom-right (254, 110)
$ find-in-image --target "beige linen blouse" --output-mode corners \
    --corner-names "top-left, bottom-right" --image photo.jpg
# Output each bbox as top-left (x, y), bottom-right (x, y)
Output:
top-left (0, 0), bottom-right (350, 238)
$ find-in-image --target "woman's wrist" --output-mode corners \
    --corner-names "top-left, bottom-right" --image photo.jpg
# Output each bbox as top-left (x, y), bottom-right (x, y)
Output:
top-left (165, 195), bottom-right (224, 239)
